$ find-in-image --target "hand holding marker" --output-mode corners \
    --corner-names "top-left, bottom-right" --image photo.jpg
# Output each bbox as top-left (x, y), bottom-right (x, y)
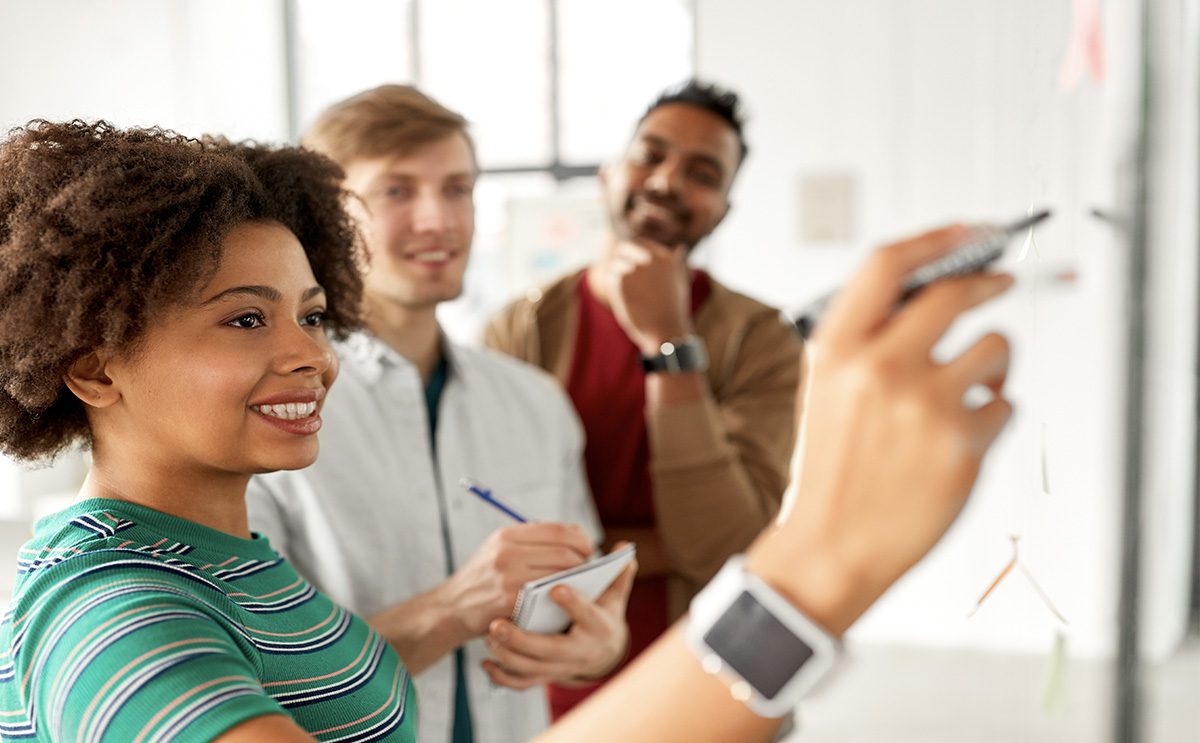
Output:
top-left (793, 209), bottom-right (1052, 339)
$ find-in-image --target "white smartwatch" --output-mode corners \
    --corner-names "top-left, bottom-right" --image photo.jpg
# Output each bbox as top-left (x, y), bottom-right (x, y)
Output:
top-left (685, 555), bottom-right (843, 718)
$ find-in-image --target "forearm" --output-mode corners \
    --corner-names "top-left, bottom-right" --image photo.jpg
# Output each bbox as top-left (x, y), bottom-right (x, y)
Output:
top-left (646, 392), bottom-right (790, 584)
top-left (535, 525), bottom-right (873, 743)
top-left (533, 623), bottom-right (782, 743)
top-left (538, 225), bottom-right (1015, 743)
top-left (366, 585), bottom-right (469, 676)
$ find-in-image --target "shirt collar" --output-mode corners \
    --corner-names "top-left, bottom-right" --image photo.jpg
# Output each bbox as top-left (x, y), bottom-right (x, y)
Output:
top-left (336, 329), bottom-right (462, 386)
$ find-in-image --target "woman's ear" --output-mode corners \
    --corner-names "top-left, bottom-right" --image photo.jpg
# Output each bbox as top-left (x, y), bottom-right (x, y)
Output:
top-left (63, 351), bottom-right (119, 409)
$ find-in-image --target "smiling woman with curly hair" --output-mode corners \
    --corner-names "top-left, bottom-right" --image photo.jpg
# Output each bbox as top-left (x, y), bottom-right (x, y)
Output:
top-left (0, 120), bottom-right (430, 743)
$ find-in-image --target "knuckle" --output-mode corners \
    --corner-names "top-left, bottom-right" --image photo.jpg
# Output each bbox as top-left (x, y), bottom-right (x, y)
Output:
top-left (840, 356), bottom-right (894, 400)
top-left (982, 332), bottom-right (1010, 359)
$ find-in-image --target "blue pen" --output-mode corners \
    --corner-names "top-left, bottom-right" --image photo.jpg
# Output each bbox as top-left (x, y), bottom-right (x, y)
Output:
top-left (459, 477), bottom-right (530, 523)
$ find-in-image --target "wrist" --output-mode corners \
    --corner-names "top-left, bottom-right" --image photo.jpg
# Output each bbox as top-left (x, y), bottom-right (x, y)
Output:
top-left (635, 326), bottom-right (696, 357)
top-left (744, 530), bottom-right (872, 638)
top-left (685, 554), bottom-right (844, 717)
top-left (437, 572), bottom-right (490, 642)
top-left (567, 632), bottom-right (631, 686)
top-left (640, 333), bottom-right (708, 376)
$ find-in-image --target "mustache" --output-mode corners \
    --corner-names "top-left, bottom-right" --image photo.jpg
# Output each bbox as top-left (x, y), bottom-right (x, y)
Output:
top-left (628, 192), bottom-right (690, 219)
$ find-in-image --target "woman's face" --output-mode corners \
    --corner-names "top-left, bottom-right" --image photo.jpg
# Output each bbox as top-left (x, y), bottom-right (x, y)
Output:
top-left (103, 221), bottom-right (339, 479)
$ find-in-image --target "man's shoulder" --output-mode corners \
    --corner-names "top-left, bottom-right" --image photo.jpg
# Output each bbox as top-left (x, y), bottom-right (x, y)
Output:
top-left (703, 275), bottom-right (786, 318)
top-left (699, 275), bottom-right (796, 334)
top-left (486, 270), bottom-right (585, 363)
top-left (494, 271), bottom-right (584, 321)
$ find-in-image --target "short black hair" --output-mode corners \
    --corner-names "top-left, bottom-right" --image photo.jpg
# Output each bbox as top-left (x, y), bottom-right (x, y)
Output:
top-left (641, 79), bottom-right (748, 163)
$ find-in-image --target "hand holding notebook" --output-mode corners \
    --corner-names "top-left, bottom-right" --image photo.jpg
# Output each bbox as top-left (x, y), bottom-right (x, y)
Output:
top-left (510, 543), bottom-right (637, 634)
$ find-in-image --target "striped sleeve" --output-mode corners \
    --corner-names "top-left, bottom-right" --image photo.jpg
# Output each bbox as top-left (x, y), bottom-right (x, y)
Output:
top-left (2, 550), bottom-right (285, 743)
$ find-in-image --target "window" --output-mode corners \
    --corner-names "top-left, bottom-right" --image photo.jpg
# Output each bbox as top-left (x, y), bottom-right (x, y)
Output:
top-left (288, 0), bottom-right (694, 341)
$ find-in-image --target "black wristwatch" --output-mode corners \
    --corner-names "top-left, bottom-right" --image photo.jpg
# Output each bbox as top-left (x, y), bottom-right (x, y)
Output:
top-left (640, 334), bottom-right (709, 375)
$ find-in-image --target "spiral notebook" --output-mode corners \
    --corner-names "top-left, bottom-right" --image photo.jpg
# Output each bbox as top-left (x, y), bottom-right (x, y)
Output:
top-left (510, 543), bottom-right (637, 634)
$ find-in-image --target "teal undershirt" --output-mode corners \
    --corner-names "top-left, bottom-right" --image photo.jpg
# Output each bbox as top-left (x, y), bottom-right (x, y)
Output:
top-left (424, 357), bottom-right (474, 743)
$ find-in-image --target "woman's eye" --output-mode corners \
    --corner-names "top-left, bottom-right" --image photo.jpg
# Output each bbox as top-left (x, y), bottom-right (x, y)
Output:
top-left (228, 312), bottom-right (265, 329)
top-left (301, 310), bottom-right (327, 327)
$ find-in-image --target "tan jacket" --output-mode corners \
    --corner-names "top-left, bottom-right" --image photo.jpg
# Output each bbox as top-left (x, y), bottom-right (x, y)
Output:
top-left (485, 270), bottom-right (804, 618)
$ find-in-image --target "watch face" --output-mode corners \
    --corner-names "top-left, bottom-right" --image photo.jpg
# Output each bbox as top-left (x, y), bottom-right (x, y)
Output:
top-left (702, 591), bottom-right (815, 698)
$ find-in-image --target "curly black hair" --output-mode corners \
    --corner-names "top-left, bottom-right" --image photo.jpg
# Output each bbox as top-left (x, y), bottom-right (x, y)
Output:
top-left (642, 79), bottom-right (749, 163)
top-left (0, 119), bottom-right (365, 462)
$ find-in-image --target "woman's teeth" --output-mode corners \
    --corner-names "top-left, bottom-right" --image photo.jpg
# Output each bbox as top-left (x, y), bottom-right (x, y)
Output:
top-left (253, 402), bottom-right (317, 420)
top-left (413, 250), bottom-right (451, 263)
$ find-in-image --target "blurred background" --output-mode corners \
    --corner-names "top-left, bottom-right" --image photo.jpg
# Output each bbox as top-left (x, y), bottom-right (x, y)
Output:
top-left (1, 1), bottom-right (1196, 741)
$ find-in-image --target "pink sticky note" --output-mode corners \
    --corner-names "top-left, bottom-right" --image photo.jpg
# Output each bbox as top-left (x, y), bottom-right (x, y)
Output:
top-left (1059, 0), bottom-right (1106, 90)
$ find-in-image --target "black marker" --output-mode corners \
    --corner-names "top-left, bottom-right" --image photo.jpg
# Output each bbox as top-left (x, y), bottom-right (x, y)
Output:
top-left (792, 209), bottom-right (1052, 339)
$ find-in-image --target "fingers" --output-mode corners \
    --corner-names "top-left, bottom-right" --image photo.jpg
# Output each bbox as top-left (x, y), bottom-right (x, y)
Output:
top-left (481, 621), bottom-right (576, 688)
top-left (482, 569), bottom-right (632, 687)
top-left (882, 272), bottom-right (1014, 357)
top-left (591, 561), bottom-right (637, 612)
top-left (944, 332), bottom-right (1014, 454)
top-left (481, 657), bottom-right (543, 690)
top-left (967, 397), bottom-right (1015, 454)
top-left (941, 332), bottom-right (1010, 396)
top-left (496, 522), bottom-right (595, 562)
top-left (818, 225), bottom-right (969, 346)
top-left (548, 560), bottom-right (636, 637)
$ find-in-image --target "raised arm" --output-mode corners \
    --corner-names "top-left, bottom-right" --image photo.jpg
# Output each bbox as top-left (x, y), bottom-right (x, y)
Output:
top-left (533, 225), bottom-right (1014, 743)
top-left (606, 238), bottom-right (801, 588)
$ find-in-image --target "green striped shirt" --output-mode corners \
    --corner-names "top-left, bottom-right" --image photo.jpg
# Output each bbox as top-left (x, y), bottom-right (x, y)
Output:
top-left (0, 500), bottom-right (417, 743)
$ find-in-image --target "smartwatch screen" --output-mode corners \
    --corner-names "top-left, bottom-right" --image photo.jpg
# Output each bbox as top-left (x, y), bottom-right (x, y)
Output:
top-left (703, 590), bottom-right (814, 698)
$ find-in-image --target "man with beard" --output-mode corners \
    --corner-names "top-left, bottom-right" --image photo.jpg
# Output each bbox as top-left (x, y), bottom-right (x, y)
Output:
top-left (247, 85), bottom-right (633, 743)
top-left (486, 79), bottom-right (804, 718)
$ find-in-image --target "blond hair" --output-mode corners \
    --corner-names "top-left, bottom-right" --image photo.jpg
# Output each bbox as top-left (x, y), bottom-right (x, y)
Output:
top-left (302, 84), bottom-right (474, 169)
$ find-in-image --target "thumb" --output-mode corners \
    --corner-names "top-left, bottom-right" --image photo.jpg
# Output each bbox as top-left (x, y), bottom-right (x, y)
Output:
top-left (594, 561), bottom-right (637, 612)
top-left (672, 243), bottom-right (689, 265)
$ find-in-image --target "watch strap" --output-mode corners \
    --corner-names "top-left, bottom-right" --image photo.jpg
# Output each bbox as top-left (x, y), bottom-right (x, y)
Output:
top-left (640, 334), bottom-right (709, 374)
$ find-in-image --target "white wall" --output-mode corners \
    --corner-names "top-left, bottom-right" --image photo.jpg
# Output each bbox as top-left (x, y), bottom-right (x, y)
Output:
top-left (0, 0), bottom-right (291, 514)
top-left (0, 0), bottom-right (289, 138)
top-left (694, 0), bottom-right (1194, 659)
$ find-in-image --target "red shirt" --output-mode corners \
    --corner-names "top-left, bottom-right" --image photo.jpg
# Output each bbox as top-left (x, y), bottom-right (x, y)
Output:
top-left (547, 268), bottom-right (712, 718)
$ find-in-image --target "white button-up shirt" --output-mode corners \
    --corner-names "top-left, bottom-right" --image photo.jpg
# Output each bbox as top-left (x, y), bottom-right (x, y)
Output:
top-left (247, 331), bottom-right (600, 743)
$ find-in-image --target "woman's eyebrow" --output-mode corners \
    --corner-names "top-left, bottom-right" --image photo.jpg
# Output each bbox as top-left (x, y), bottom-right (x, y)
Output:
top-left (200, 285), bottom-right (282, 305)
top-left (201, 285), bottom-right (326, 306)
